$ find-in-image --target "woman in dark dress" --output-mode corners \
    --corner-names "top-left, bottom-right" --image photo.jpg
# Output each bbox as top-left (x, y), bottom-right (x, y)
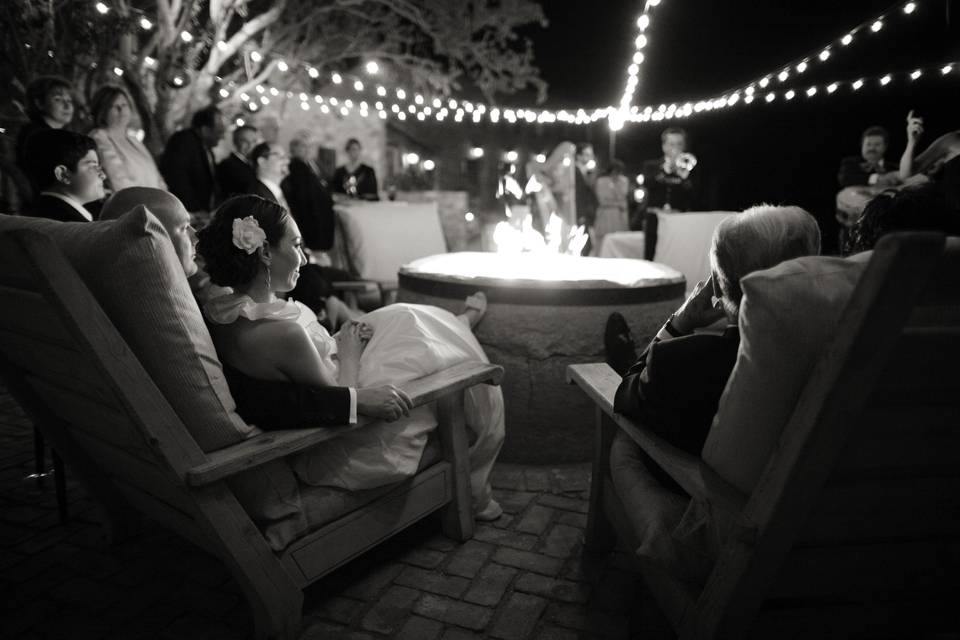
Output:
top-left (16, 76), bottom-right (76, 169)
top-left (332, 138), bottom-right (379, 200)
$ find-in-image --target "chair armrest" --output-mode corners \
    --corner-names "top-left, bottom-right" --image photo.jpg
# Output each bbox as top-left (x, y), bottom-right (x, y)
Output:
top-left (567, 363), bottom-right (748, 514)
top-left (186, 361), bottom-right (504, 487)
top-left (331, 281), bottom-right (380, 293)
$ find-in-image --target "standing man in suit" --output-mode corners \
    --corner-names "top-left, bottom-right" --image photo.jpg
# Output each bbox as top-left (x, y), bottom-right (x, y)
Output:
top-left (160, 105), bottom-right (226, 218)
top-left (248, 141), bottom-right (290, 209)
top-left (574, 142), bottom-right (599, 255)
top-left (216, 124), bottom-right (258, 201)
top-left (22, 129), bottom-right (105, 222)
top-left (282, 136), bottom-right (336, 252)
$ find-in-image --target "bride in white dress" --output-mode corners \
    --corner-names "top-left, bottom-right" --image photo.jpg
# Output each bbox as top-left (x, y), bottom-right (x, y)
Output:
top-left (197, 195), bottom-right (504, 519)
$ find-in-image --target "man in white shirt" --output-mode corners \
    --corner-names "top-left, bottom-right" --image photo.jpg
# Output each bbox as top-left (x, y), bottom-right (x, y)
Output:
top-left (23, 129), bottom-right (105, 222)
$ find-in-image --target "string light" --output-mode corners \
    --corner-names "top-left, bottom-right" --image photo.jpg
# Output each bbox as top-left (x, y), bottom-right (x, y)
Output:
top-left (95, 2), bottom-right (109, 14)
top-left (139, 18), bottom-right (152, 30)
top-left (277, 60), bottom-right (289, 72)
top-left (365, 61), bottom-right (379, 74)
top-left (903, 1), bottom-right (917, 13)
top-left (871, 19), bottom-right (883, 32)
top-left (250, 51), bottom-right (263, 62)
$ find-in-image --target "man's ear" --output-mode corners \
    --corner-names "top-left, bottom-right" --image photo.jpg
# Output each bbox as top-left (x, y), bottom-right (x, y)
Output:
top-left (53, 164), bottom-right (71, 185)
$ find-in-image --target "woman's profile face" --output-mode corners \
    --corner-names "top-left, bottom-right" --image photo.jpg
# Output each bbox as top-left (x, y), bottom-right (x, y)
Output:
top-left (268, 218), bottom-right (307, 293)
top-left (42, 88), bottom-right (74, 127)
top-left (105, 93), bottom-right (132, 129)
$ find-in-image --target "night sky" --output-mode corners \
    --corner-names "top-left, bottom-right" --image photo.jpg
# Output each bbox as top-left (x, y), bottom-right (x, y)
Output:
top-left (518, 0), bottom-right (960, 250)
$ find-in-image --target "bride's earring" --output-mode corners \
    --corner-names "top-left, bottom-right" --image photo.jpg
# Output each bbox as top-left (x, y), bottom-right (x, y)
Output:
top-left (265, 264), bottom-right (272, 290)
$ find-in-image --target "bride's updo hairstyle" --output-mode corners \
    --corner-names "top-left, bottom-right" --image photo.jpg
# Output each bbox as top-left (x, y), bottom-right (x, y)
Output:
top-left (197, 195), bottom-right (289, 288)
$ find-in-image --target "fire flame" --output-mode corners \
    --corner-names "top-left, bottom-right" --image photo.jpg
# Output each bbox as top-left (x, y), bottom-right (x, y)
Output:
top-left (493, 207), bottom-right (589, 255)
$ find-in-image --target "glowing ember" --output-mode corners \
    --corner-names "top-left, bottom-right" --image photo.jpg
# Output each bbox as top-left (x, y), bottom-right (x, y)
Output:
top-left (401, 252), bottom-right (682, 287)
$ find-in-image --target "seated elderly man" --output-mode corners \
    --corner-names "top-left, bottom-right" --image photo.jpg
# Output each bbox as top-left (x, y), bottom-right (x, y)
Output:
top-left (99, 187), bottom-right (413, 427)
top-left (611, 205), bottom-right (821, 461)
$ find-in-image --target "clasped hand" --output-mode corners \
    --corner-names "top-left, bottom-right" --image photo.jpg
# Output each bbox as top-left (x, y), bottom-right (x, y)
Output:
top-left (334, 321), bottom-right (373, 361)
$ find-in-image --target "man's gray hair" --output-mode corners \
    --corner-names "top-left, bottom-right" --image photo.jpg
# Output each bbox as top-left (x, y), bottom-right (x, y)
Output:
top-left (710, 205), bottom-right (821, 315)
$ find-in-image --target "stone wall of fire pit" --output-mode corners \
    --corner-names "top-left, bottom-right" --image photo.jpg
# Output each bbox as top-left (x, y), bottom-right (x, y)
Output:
top-left (397, 252), bottom-right (686, 464)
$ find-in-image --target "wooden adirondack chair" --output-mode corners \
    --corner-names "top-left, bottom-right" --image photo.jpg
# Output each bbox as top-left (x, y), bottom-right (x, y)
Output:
top-left (569, 232), bottom-right (960, 639)
top-left (0, 227), bottom-right (503, 639)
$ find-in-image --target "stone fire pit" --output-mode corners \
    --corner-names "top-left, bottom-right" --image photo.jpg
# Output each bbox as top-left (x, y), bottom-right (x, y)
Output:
top-left (397, 252), bottom-right (685, 463)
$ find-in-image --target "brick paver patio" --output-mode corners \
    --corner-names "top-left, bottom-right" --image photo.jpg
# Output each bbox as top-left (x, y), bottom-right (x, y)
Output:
top-left (0, 386), bottom-right (673, 639)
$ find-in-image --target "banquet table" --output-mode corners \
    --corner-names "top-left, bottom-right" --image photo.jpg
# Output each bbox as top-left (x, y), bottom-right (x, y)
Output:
top-left (332, 200), bottom-right (448, 283)
top-left (599, 210), bottom-right (737, 291)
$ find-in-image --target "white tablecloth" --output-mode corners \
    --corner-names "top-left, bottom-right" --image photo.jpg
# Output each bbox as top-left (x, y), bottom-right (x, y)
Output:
top-left (598, 211), bottom-right (737, 291)
top-left (334, 201), bottom-right (448, 283)
top-left (599, 231), bottom-right (646, 259)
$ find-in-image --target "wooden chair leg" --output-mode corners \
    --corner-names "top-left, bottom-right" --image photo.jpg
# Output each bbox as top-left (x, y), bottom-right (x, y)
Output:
top-left (437, 392), bottom-right (475, 542)
top-left (585, 408), bottom-right (617, 551)
top-left (53, 451), bottom-right (67, 524)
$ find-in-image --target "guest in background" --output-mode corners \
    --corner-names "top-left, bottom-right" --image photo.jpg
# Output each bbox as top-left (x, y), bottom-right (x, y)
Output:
top-left (248, 142), bottom-right (290, 209)
top-left (838, 126), bottom-right (900, 188)
top-left (574, 142), bottom-right (599, 255)
top-left (159, 105), bottom-right (225, 217)
top-left (836, 125), bottom-right (904, 239)
top-left (642, 127), bottom-right (701, 213)
top-left (333, 138), bottom-right (379, 200)
top-left (22, 129), bottom-right (105, 222)
top-left (88, 85), bottom-right (166, 192)
top-left (593, 159), bottom-right (630, 254)
top-left (16, 76), bottom-right (75, 169)
top-left (898, 111), bottom-right (960, 213)
top-left (283, 135), bottom-right (336, 252)
top-left (1, 131), bottom-right (33, 214)
top-left (216, 124), bottom-right (258, 201)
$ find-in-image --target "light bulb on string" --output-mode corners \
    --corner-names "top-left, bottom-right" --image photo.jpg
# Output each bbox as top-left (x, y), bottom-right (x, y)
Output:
top-left (785, 89), bottom-right (796, 100)
top-left (180, 31), bottom-right (193, 43)
top-left (637, 15), bottom-right (650, 30)
top-left (332, 73), bottom-right (342, 84)
top-left (871, 20), bottom-right (883, 32)
top-left (818, 49), bottom-right (830, 61)
top-left (354, 80), bottom-right (364, 91)
top-left (796, 61), bottom-right (808, 73)
top-left (766, 92), bottom-right (776, 102)
top-left (759, 76), bottom-right (770, 88)
top-left (633, 52), bottom-right (645, 64)
top-left (852, 78), bottom-right (864, 90)
top-left (308, 67), bottom-right (319, 78)
top-left (95, 2), bottom-right (108, 14)
top-left (250, 51), bottom-right (262, 62)
top-left (879, 74), bottom-right (892, 85)
top-left (910, 69), bottom-right (922, 80)
top-left (365, 61), bottom-right (379, 74)
top-left (277, 60), bottom-right (289, 72)
top-left (806, 86), bottom-right (817, 97)
top-left (942, 65), bottom-right (954, 75)
top-left (396, 88), bottom-right (406, 100)
top-left (827, 82), bottom-right (838, 93)
top-left (841, 33), bottom-right (854, 46)
top-left (140, 18), bottom-right (153, 30)
top-left (778, 70), bottom-right (789, 82)
top-left (635, 35), bottom-right (648, 48)
top-left (903, 2), bottom-right (917, 14)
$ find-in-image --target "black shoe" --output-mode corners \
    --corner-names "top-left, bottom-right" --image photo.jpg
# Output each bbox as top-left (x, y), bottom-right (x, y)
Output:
top-left (605, 312), bottom-right (637, 376)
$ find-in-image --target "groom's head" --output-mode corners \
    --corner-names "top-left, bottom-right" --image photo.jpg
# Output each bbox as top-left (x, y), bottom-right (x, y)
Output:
top-left (100, 187), bottom-right (198, 276)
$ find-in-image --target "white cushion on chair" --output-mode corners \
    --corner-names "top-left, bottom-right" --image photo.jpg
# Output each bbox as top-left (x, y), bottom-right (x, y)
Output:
top-left (702, 253), bottom-right (871, 495)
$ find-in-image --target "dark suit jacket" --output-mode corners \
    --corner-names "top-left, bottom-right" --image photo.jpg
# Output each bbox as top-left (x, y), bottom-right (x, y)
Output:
top-left (332, 164), bottom-right (379, 200)
top-left (837, 156), bottom-right (889, 187)
top-left (248, 179), bottom-right (277, 203)
top-left (614, 326), bottom-right (740, 455)
top-left (642, 157), bottom-right (702, 212)
top-left (282, 158), bottom-right (336, 251)
top-left (28, 193), bottom-right (95, 222)
top-left (216, 154), bottom-right (256, 202)
top-left (160, 129), bottom-right (218, 212)
top-left (221, 362), bottom-right (351, 429)
top-left (575, 168), bottom-right (598, 226)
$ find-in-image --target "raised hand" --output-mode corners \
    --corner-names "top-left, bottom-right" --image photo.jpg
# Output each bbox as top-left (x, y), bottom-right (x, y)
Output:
top-left (671, 276), bottom-right (727, 334)
top-left (906, 110), bottom-right (924, 144)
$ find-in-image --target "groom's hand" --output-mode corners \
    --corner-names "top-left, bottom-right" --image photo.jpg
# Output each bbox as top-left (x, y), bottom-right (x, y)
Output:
top-left (357, 385), bottom-right (413, 422)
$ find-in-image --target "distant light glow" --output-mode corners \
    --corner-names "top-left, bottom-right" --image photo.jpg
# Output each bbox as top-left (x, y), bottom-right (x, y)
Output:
top-left (505, 150), bottom-right (519, 163)
top-left (365, 61), bottom-right (379, 74)
top-left (871, 20), bottom-right (883, 32)
top-left (841, 33), bottom-right (854, 46)
top-left (903, 2), bottom-right (917, 14)
top-left (422, 159), bottom-right (435, 171)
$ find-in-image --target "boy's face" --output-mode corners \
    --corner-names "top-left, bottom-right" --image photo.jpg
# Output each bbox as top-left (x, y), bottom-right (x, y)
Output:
top-left (63, 150), bottom-right (105, 203)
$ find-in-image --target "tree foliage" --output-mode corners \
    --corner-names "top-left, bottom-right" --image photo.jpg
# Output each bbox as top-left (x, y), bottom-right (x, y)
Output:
top-left (1, 0), bottom-right (547, 147)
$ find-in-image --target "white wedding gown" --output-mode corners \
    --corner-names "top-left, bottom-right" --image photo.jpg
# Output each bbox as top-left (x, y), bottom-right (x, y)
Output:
top-left (205, 294), bottom-right (504, 499)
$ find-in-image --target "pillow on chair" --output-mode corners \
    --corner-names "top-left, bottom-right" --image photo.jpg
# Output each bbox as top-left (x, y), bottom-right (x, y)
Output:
top-left (0, 211), bottom-right (307, 549)
top-left (702, 252), bottom-right (871, 495)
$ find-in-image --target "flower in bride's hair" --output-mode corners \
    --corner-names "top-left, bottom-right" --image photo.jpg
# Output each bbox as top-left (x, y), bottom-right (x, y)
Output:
top-left (231, 216), bottom-right (266, 254)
